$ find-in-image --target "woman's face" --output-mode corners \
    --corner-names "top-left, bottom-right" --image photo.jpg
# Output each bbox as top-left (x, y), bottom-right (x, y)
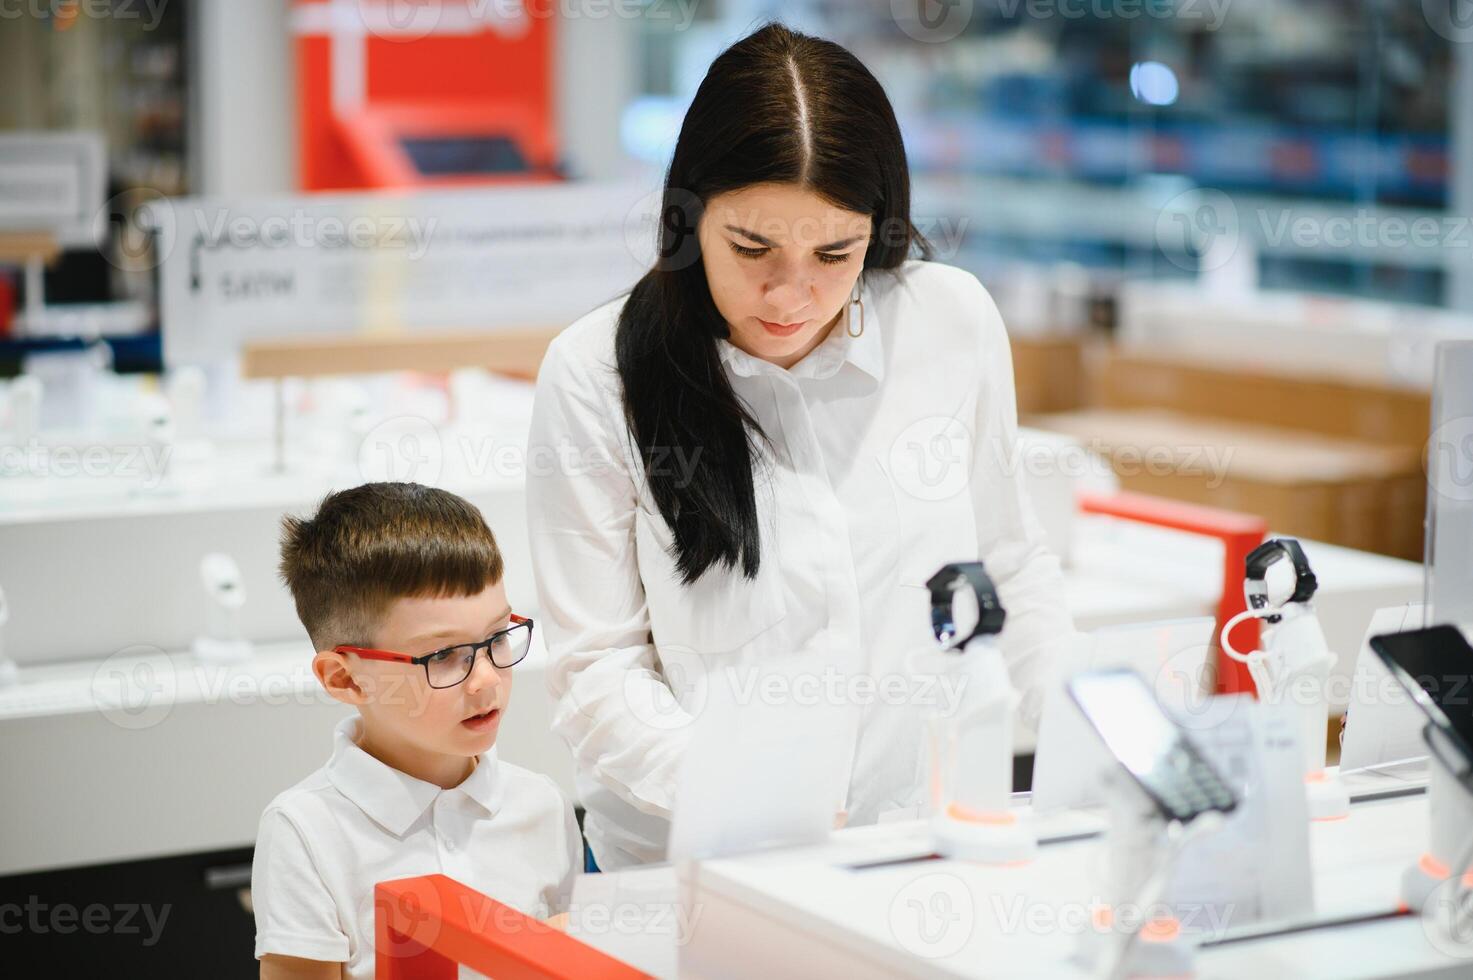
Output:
top-left (698, 182), bottom-right (872, 369)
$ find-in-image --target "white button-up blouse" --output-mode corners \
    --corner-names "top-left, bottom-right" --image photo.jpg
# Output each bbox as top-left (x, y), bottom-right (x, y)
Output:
top-left (526, 259), bottom-right (1078, 869)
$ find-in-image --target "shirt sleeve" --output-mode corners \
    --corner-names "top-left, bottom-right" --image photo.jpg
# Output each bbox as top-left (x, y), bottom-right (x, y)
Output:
top-left (251, 807), bottom-right (350, 963)
top-left (967, 280), bottom-right (1084, 732)
top-left (525, 334), bottom-right (692, 820)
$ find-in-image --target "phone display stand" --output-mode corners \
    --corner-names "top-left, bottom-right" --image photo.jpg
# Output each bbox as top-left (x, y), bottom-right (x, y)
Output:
top-left (1402, 724), bottom-right (1473, 913)
top-left (1222, 539), bottom-right (1348, 822)
top-left (922, 640), bottom-right (1036, 864)
top-left (190, 553), bottom-right (254, 664)
top-left (1074, 770), bottom-right (1201, 980)
top-left (4, 374), bottom-right (42, 446)
top-left (921, 563), bottom-right (1036, 865)
top-left (165, 365), bottom-right (216, 465)
top-left (1427, 342), bottom-right (1473, 628)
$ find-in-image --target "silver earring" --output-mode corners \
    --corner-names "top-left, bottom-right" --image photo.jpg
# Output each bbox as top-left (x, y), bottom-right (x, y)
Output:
top-left (847, 282), bottom-right (865, 339)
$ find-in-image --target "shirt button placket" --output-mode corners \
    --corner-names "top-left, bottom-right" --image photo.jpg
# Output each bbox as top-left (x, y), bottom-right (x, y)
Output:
top-left (791, 379), bottom-right (864, 804)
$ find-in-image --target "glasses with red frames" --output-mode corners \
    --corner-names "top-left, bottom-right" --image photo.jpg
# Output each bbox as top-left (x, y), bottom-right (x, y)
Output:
top-left (335, 614), bottom-right (534, 689)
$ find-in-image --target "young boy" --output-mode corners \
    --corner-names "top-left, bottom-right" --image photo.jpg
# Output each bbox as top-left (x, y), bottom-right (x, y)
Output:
top-left (252, 482), bottom-right (580, 980)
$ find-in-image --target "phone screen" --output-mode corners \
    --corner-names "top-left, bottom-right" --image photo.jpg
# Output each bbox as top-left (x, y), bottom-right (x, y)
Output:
top-left (1069, 669), bottom-right (1180, 778)
top-left (1068, 668), bottom-right (1236, 821)
top-left (1369, 625), bottom-right (1473, 756)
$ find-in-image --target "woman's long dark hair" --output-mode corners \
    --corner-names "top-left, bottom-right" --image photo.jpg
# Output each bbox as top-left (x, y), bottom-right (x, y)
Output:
top-left (616, 23), bottom-right (930, 585)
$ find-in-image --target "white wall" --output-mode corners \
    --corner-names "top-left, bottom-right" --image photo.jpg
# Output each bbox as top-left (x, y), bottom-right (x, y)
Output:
top-left (192, 0), bottom-right (296, 196)
top-left (556, 10), bottom-right (639, 180)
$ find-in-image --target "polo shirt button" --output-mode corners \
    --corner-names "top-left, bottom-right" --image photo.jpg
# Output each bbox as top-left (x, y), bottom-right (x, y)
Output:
top-left (444, 838), bottom-right (455, 851)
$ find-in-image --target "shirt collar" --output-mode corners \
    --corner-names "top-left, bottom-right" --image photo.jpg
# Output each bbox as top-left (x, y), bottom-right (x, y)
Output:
top-left (326, 715), bottom-right (504, 837)
top-left (717, 278), bottom-right (884, 384)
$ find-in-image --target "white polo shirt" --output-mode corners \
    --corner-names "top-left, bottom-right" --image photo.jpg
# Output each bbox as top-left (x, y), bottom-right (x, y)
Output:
top-left (252, 714), bottom-right (580, 980)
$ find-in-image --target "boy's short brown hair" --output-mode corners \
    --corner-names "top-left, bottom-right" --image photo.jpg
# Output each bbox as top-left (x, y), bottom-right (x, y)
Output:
top-left (279, 482), bottom-right (504, 651)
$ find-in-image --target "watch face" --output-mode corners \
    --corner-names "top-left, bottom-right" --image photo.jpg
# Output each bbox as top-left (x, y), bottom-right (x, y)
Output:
top-left (1370, 625), bottom-right (1473, 761)
top-left (927, 563), bottom-right (1004, 648)
top-left (1246, 538), bottom-right (1316, 610)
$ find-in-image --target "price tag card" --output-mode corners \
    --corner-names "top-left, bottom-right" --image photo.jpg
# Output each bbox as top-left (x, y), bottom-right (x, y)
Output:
top-left (1339, 603), bottom-right (1429, 772)
top-left (1168, 693), bottom-right (1315, 932)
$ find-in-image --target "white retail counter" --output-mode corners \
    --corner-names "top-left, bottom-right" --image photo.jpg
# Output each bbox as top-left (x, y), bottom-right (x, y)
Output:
top-left (676, 774), bottom-right (1457, 979)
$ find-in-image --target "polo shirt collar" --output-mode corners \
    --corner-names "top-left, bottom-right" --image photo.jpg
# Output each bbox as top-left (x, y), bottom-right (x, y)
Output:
top-left (326, 715), bottom-right (504, 837)
top-left (717, 279), bottom-right (884, 383)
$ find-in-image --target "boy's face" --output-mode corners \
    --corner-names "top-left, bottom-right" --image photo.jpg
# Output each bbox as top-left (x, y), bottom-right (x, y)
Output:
top-left (338, 581), bottom-right (516, 765)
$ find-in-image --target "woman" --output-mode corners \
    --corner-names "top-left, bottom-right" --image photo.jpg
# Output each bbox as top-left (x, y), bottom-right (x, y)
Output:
top-left (526, 23), bottom-right (1077, 870)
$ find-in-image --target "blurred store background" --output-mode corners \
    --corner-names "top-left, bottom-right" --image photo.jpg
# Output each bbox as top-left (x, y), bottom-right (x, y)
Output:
top-left (3, 0), bottom-right (1470, 559)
